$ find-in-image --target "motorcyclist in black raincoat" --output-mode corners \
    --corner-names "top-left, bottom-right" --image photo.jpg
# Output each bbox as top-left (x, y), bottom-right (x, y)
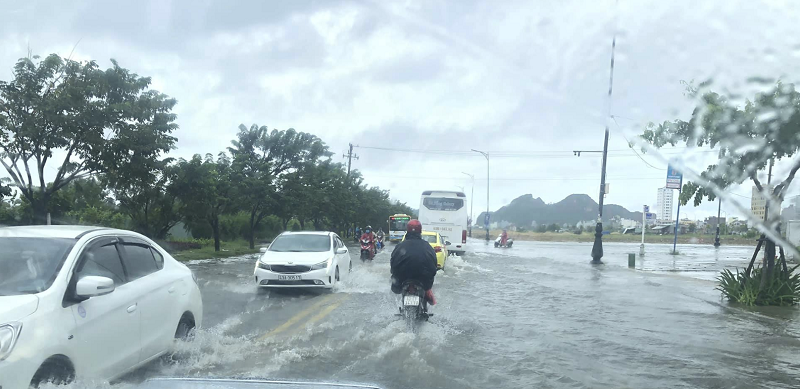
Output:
top-left (390, 219), bottom-right (438, 304)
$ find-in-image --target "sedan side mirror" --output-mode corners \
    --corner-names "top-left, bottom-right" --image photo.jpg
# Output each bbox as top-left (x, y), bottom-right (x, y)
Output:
top-left (336, 248), bottom-right (347, 254)
top-left (259, 247), bottom-right (267, 253)
top-left (445, 241), bottom-right (451, 246)
top-left (76, 276), bottom-right (115, 298)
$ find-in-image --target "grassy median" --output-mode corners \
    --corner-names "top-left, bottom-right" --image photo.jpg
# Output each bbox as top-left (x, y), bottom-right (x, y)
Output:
top-left (167, 239), bottom-right (262, 261)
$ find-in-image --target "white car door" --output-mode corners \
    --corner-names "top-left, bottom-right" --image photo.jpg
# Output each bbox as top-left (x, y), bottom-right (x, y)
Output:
top-left (335, 236), bottom-right (350, 276)
top-left (118, 239), bottom-right (177, 362)
top-left (69, 238), bottom-right (141, 379)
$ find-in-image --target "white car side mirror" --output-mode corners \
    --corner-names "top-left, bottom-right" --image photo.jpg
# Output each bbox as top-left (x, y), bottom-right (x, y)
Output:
top-left (76, 276), bottom-right (115, 298)
top-left (336, 248), bottom-right (347, 254)
top-left (259, 247), bottom-right (267, 253)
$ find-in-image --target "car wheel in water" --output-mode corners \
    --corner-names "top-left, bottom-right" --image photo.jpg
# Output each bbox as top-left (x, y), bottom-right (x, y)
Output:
top-left (349, 260), bottom-right (352, 273)
top-left (30, 357), bottom-right (75, 388)
top-left (335, 266), bottom-right (340, 282)
top-left (175, 316), bottom-right (196, 341)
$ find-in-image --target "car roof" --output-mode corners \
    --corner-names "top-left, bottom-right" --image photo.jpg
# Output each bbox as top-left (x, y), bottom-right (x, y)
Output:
top-left (0, 225), bottom-right (121, 239)
top-left (280, 231), bottom-right (333, 237)
top-left (420, 231), bottom-right (438, 236)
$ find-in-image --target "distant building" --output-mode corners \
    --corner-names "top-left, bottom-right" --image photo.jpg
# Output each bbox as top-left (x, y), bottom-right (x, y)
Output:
top-left (656, 187), bottom-right (674, 223)
top-left (750, 185), bottom-right (773, 224)
top-left (704, 216), bottom-right (726, 234)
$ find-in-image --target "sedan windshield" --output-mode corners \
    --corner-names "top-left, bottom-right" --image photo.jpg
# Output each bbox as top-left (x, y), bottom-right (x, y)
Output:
top-left (0, 238), bottom-right (76, 296)
top-left (269, 235), bottom-right (331, 252)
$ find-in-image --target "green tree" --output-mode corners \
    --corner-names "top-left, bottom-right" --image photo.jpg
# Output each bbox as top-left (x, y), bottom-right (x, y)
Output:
top-left (641, 81), bottom-right (800, 298)
top-left (172, 154), bottom-right (235, 251)
top-left (110, 161), bottom-right (181, 239)
top-left (0, 54), bottom-right (177, 223)
top-left (228, 125), bottom-right (329, 248)
top-left (547, 223), bottom-right (559, 232)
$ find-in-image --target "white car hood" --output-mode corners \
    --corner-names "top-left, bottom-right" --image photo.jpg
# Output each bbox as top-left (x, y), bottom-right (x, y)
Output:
top-left (260, 251), bottom-right (332, 266)
top-left (0, 295), bottom-right (39, 323)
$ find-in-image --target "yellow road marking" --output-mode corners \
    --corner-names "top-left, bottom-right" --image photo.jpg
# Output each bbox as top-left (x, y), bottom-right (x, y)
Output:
top-left (300, 295), bottom-right (350, 329)
top-left (257, 293), bottom-right (338, 341)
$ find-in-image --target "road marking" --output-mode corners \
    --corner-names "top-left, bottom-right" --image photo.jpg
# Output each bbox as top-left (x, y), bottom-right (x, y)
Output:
top-left (256, 293), bottom-right (342, 341)
top-left (300, 295), bottom-right (350, 329)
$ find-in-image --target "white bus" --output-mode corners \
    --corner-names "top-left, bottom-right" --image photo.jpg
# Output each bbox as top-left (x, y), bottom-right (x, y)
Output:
top-left (418, 190), bottom-right (468, 255)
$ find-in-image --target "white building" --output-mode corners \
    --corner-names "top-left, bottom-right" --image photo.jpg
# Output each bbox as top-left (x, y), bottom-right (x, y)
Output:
top-left (656, 187), bottom-right (674, 223)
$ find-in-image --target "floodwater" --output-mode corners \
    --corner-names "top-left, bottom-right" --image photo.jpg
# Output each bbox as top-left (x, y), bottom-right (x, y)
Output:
top-left (60, 240), bottom-right (800, 389)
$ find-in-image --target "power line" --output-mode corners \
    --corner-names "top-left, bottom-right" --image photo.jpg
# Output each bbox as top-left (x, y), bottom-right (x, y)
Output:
top-left (354, 144), bottom-right (713, 159)
top-left (613, 116), bottom-right (667, 171)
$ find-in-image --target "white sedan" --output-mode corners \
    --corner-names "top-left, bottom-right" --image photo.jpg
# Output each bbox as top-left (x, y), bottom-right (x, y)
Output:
top-left (0, 225), bottom-right (203, 389)
top-left (254, 231), bottom-right (351, 289)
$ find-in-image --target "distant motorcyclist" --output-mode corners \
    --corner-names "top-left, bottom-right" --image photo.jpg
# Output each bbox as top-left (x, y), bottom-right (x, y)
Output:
top-left (501, 229), bottom-right (509, 246)
top-left (390, 219), bottom-right (437, 306)
top-left (360, 226), bottom-right (376, 255)
top-left (354, 226), bottom-right (362, 242)
top-left (376, 228), bottom-right (385, 249)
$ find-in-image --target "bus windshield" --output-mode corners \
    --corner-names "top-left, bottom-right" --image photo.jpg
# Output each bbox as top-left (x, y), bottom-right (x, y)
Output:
top-left (390, 217), bottom-right (410, 231)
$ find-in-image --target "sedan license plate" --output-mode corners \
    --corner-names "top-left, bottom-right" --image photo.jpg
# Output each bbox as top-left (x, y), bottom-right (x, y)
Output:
top-left (403, 295), bottom-right (420, 306)
top-left (278, 275), bottom-right (301, 281)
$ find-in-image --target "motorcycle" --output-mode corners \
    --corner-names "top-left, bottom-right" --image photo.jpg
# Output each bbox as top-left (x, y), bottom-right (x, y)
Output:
top-left (360, 238), bottom-right (375, 261)
top-left (376, 235), bottom-right (385, 250)
top-left (397, 280), bottom-right (430, 329)
top-left (494, 235), bottom-right (514, 248)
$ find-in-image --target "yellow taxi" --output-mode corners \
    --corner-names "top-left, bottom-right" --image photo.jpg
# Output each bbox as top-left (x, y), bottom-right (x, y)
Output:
top-left (403, 230), bottom-right (448, 270)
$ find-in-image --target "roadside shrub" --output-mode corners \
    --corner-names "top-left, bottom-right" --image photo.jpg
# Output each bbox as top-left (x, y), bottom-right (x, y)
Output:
top-left (288, 219), bottom-right (301, 231)
top-left (717, 265), bottom-right (800, 306)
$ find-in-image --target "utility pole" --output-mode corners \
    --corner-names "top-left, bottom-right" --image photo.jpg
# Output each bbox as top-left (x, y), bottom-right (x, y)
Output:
top-left (343, 143), bottom-right (359, 177)
top-left (343, 143), bottom-right (359, 236)
top-left (471, 149), bottom-right (490, 242)
top-left (640, 205), bottom-right (647, 256)
top-left (591, 4), bottom-right (618, 265)
top-left (714, 198), bottom-right (721, 248)
top-left (462, 172), bottom-right (475, 238)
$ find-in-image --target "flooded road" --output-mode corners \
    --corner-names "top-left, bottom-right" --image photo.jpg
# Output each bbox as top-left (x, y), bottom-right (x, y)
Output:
top-left (104, 240), bottom-right (800, 388)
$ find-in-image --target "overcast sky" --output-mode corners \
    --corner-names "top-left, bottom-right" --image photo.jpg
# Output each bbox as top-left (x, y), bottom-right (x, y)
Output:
top-left (2, 0), bottom-right (799, 222)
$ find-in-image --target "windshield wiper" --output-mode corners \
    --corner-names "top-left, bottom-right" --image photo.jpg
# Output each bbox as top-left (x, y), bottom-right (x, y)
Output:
top-left (287, 249), bottom-right (305, 252)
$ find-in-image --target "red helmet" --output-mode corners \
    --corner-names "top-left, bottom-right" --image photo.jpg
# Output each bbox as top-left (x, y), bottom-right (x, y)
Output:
top-left (407, 219), bottom-right (422, 234)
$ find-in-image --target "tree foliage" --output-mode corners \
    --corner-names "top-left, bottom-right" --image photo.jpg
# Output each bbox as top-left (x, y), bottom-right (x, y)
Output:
top-left (642, 81), bottom-right (800, 303)
top-left (641, 82), bottom-right (800, 208)
top-left (0, 53), bottom-right (415, 252)
top-left (0, 54), bottom-right (177, 223)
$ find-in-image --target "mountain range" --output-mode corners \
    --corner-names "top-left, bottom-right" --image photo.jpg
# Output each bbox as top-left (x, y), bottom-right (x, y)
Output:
top-left (475, 194), bottom-right (642, 227)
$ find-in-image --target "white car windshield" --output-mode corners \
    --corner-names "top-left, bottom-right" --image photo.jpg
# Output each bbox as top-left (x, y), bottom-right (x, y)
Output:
top-left (0, 238), bottom-right (75, 296)
top-left (269, 235), bottom-right (331, 252)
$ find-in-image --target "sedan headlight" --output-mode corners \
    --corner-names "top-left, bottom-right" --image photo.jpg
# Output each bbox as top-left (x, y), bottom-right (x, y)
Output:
top-left (257, 260), bottom-right (272, 271)
top-left (310, 259), bottom-right (331, 271)
top-left (0, 322), bottom-right (22, 361)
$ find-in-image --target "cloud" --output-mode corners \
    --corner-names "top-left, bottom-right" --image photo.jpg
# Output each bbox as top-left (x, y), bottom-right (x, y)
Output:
top-left (1, 0), bottom-right (799, 219)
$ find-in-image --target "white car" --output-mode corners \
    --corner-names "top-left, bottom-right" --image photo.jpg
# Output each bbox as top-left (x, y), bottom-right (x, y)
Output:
top-left (0, 225), bottom-right (203, 389)
top-left (254, 231), bottom-right (351, 289)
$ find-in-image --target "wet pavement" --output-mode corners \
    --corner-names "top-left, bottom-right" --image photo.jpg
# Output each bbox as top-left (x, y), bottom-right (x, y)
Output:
top-left (65, 239), bottom-right (800, 389)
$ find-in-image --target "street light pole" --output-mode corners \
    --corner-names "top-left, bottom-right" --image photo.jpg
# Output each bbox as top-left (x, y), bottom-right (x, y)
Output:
top-left (714, 198), bottom-right (722, 248)
top-left (462, 172), bottom-right (475, 238)
top-left (591, 9), bottom-right (618, 265)
top-left (471, 149), bottom-right (490, 242)
top-left (591, 130), bottom-right (610, 264)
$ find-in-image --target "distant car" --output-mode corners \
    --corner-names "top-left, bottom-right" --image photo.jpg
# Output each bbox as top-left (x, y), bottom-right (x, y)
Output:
top-left (254, 231), bottom-right (351, 289)
top-left (0, 225), bottom-right (203, 389)
top-left (403, 230), bottom-right (448, 270)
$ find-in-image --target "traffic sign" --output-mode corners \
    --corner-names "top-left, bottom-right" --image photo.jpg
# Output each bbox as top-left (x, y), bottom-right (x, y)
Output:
top-left (666, 165), bottom-right (682, 189)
